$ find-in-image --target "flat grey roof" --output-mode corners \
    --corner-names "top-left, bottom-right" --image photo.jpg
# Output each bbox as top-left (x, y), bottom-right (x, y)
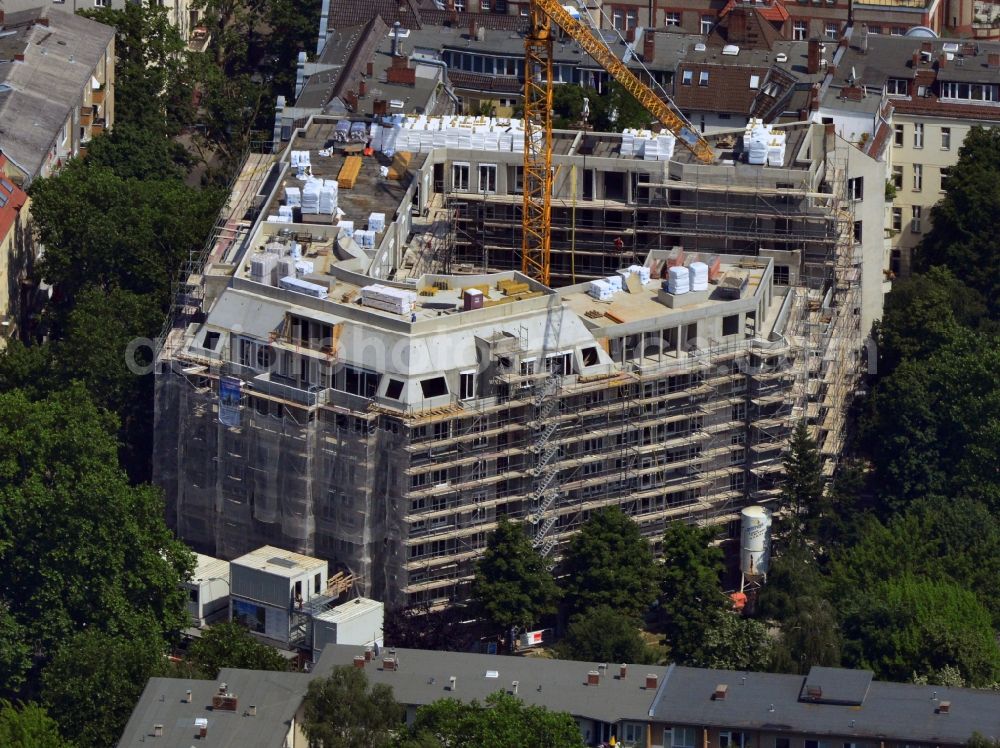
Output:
top-left (117, 669), bottom-right (311, 747)
top-left (651, 665), bottom-right (1000, 742)
top-left (316, 644), bottom-right (667, 724)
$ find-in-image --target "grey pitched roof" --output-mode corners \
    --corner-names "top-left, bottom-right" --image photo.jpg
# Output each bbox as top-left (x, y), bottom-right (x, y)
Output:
top-left (650, 665), bottom-right (1000, 743)
top-left (0, 7), bottom-right (114, 182)
top-left (315, 644), bottom-right (667, 724)
top-left (117, 669), bottom-right (312, 747)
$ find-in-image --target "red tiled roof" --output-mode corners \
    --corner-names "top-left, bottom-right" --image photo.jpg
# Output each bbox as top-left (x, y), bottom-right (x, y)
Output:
top-left (0, 155), bottom-right (27, 243)
top-left (673, 63), bottom-right (772, 113)
top-left (720, 0), bottom-right (789, 24)
top-left (326, 0), bottom-right (423, 31)
top-left (892, 96), bottom-right (1000, 120)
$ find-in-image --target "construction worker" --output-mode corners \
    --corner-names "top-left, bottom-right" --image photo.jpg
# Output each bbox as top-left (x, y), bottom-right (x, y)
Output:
top-left (614, 236), bottom-right (624, 253)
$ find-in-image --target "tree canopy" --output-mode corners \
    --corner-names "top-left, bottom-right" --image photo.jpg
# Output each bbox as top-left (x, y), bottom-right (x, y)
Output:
top-left (915, 126), bottom-right (1000, 314)
top-left (556, 606), bottom-right (657, 665)
top-left (0, 701), bottom-right (70, 748)
top-left (841, 575), bottom-right (1000, 687)
top-left (560, 507), bottom-right (659, 620)
top-left (471, 517), bottom-right (561, 633)
top-left (658, 523), bottom-right (728, 664)
top-left (405, 691), bottom-right (585, 748)
top-left (301, 665), bottom-right (404, 748)
top-left (187, 622), bottom-right (290, 678)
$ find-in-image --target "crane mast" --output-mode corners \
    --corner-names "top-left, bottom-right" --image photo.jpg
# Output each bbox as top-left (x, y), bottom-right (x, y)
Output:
top-left (521, 0), bottom-right (715, 285)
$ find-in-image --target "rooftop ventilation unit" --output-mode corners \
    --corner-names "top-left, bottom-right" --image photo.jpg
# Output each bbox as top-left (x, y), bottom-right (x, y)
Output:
top-left (775, 52), bottom-right (788, 62)
top-left (722, 44), bottom-right (740, 56)
top-left (695, 43), bottom-right (707, 52)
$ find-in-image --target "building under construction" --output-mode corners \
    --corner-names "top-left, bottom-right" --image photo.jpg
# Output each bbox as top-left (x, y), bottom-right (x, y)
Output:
top-left (153, 115), bottom-right (886, 608)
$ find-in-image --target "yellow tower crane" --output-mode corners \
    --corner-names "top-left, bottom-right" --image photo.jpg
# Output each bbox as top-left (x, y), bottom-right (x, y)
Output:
top-left (521, 0), bottom-right (715, 285)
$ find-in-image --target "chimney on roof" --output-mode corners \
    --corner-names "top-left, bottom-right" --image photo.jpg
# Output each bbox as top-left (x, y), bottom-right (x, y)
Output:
top-left (859, 23), bottom-right (868, 53)
top-left (645, 673), bottom-right (658, 689)
top-left (619, 663), bottom-right (628, 679)
top-left (938, 52), bottom-right (947, 68)
top-left (391, 21), bottom-right (402, 57)
top-left (387, 55), bottom-right (416, 86)
top-left (359, 79), bottom-right (367, 97)
top-left (36, 16), bottom-right (48, 27)
top-left (0, 11), bottom-right (5, 26)
top-left (354, 655), bottom-right (367, 668)
top-left (912, 49), bottom-right (920, 68)
top-left (587, 670), bottom-right (600, 686)
top-left (810, 82), bottom-right (821, 112)
top-left (366, 61), bottom-right (374, 77)
top-left (448, 676), bottom-right (457, 691)
top-left (713, 684), bottom-right (729, 700)
top-left (989, 53), bottom-right (1000, 69)
top-left (807, 38), bottom-right (821, 75)
top-left (13, 53), bottom-right (23, 62)
top-left (383, 656), bottom-right (398, 671)
top-left (936, 700), bottom-right (951, 714)
top-left (806, 684), bottom-right (823, 700)
top-left (247, 705), bottom-right (257, 717)
top-left (184, 689), bottom-right (192, 703)
top-left (153, 724), bottom-right (164, 737)
top-left (643, 32), bottom-right (655, 63)
top-left (511, 680), bottom-right (519, 695)
top-left (469, 18), bottom-right (477, 39)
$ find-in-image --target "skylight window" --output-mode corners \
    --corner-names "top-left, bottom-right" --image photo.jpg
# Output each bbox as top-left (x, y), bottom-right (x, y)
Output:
top-left (749, 74), bottom-right (760, 89)
top-left (699, 71), bottom-right (709, 86)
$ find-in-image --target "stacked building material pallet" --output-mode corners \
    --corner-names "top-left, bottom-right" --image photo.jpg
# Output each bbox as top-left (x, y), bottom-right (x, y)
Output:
top-left (339, 156), bottom-right (363, 189)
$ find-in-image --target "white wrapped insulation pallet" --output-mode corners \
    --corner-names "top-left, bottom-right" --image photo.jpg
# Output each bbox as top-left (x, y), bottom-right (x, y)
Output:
top-left (689, 261), bottom-right (709, 291)
top-left (667, 265), bottom-right (690, 294)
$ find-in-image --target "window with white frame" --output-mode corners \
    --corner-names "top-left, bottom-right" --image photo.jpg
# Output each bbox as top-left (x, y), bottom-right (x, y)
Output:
top-left (940, 166), bottom-right (950, 190)
top-left (613, 7), bottom-right (624, 28)
top-left (793, 21), bottom-right (807, 40)
top-left (452, 162), bottom-right (470, 191)
top-left (886, 78), bottom-right (909, 95)
top-left (892, 164), bottom-right (903, 189)
top-left (913, 122), bottom-right (924, 148)
top-left (665, 11), bottom-right (681, 26)
top-left (941, 126), bottom-right (951, 149)
top-left (890, 26), bottom-right (906, 35)
top-left (912, 163), bottom-right (922, 190)
top-left (825, 22), bottom-right (838, 39)
top-left (460, 371), bottom-right (476, 400)
top-left (940, 81), bottom-right (999, 101)
top-left (682, 69), bottom-right (693, 85)
top-left (620, 722), bottom-right (645, 744)
top-left (478, 163), bottom-right (497, 193)
top-left (701, 15), bottom-right (713, 34)
top-left (749, 74), bottom-right (760, 89)
top-left (868, 24), bottom-right (882, 34)
top-left (847, 176), bottom-right (863, 201)
top-left (481, 0), bottom-right (490, 8)
top-left (698, 71), bottom-right (709, 86)
top-left (911, 205), bottom-right (922, 232)
top-left (454, 0), bottom-right (465, 9)
top-left (894, 123), bottom-right (904, 146)
top-left (891, 207), bottom-right (902, 231)
top-left (853, 220), bottom-right (863, 243)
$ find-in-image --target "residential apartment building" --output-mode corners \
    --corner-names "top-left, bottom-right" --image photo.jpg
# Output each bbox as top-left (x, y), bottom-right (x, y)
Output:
top-left (0, 6), bottom-right (115, 343)
top-left (830, 32), bottom-right (1000, 275)
top-left (154, 112), bottom-right (883, 609)
top-left (118, 646), bottom-right (1000, 747)
top-left (0, 0), bottom-right (203, 43)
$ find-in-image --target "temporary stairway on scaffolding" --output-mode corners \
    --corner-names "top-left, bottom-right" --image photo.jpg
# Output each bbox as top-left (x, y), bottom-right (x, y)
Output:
top-left (528, 298), bottom-right (565, 565)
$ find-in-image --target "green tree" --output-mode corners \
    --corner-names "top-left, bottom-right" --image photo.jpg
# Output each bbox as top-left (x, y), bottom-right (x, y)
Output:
top-left (0, 701), bottom-right (70, 748)
top-left (30, 162), bottom-right (223, 309)
top-left (560, 507), bottom-right (658, 620)
top-left (841, 575), bottom-right (1000, 687)
top-left (188, 622), bottom-right (290, 678)
top-left (915, 126), bottom-right (1000, 315)
top-left (556, 606), bottom-right (656, 665)
top-left (861, 337), bottom-right (1000, 512)
top-left (590, 82), bottom-right (655, 131)
top-left (691, 610), bottom-right (773, 671)
top-left (657, 523), bottom-right (727, 664)
top-left (407, 691), bottom-right (585, 748)
top-left (874, 267), bottom-right (986, 377)
top-left (471, 517), bottom-right (561, 633)
top-left (780, 421), bottom-right (824, 538)
top-left (301, 665), bottom-right (404, 748)
top-left (85, 125), bottom-right (192, 181)
top-left (0, 605), bottom-right (30, 698)
top-left (0, 386), bottom-right (193, 658)
top-left (42, 629), bottom-right (167, 748)
top-left (80, 4), bottom-right (191, 133)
